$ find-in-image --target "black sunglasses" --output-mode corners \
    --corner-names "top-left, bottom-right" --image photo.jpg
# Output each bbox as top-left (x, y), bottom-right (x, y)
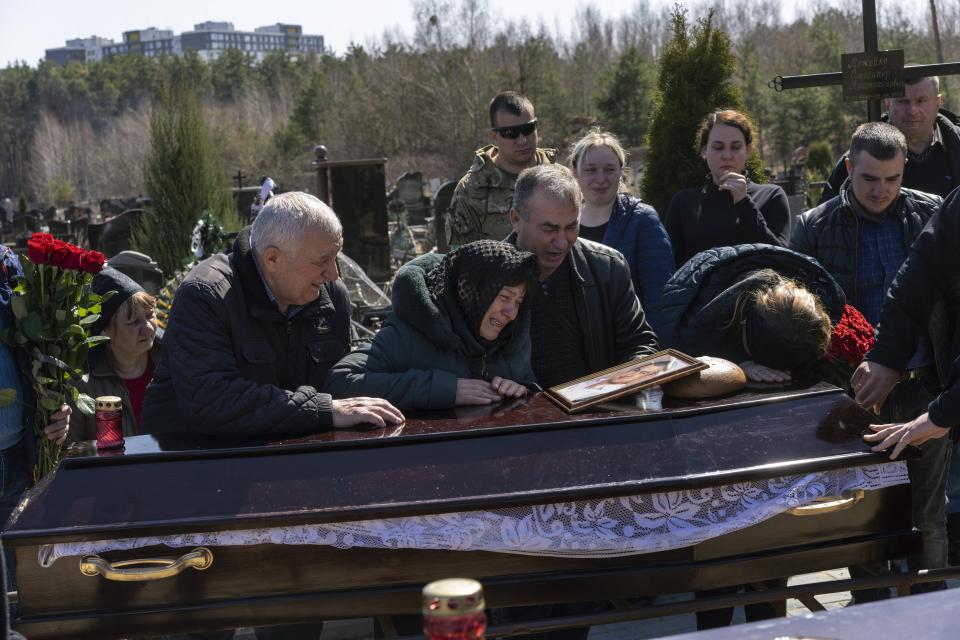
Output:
top-left (492, 119), bottom-right (538, 139)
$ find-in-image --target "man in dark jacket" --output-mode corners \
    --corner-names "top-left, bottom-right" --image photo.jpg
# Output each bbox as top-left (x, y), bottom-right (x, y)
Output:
top-left (855, 188), bottom-right (960, 485)
top-left (507, 164), bottom-right (659, 390)
top-left (142, 192), bottom-right (402, 437)
top-left (819, 76), bottom-right (960, 203)
top-left (793, 122), bottom-right (948, 595)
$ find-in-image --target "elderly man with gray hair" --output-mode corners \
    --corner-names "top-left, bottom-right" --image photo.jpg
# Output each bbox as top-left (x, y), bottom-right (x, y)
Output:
top-left (507, 164), bottom-right (659, 389)
top-left (143, 192), bottom-right (403, 437)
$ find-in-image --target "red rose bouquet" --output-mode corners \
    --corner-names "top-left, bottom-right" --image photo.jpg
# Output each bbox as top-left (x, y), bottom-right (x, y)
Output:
top-left (4, 233), bottom-right (108, 481)
top-left (815, 304), bottom-right (875, 392)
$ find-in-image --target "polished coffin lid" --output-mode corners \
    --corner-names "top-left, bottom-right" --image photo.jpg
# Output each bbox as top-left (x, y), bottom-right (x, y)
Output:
top-left (3, 383), bottom-right (901, 547)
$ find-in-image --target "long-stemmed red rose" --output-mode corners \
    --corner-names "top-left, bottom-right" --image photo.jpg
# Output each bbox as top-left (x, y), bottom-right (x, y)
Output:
top-left (3, 233), bottom-right (110, 481)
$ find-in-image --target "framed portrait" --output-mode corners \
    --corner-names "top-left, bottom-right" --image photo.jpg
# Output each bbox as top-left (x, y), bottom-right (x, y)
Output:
top-left (544, 349), bottom-right (707, 413)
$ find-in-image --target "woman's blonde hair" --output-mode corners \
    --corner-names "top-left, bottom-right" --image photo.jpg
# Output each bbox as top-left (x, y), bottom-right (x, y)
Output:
top-left (731, 270), bottom-right (833, 361)
top-left (567, 129), bottom-right (628, 192)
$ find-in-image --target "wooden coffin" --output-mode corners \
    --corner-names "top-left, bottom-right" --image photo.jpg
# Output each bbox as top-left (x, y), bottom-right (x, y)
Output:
top-left (2, 383), bottom-right (916, 638)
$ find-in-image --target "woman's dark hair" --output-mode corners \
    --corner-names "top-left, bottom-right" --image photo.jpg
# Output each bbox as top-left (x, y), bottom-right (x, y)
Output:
top-left (696, 109), bottom-right (755, 152)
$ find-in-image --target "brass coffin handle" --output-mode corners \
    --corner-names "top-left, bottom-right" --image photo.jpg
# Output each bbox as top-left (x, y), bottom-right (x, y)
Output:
top-left (80, 547), bottom-right (213, 582)
top-left (787, 489), bottom-right (865, 516)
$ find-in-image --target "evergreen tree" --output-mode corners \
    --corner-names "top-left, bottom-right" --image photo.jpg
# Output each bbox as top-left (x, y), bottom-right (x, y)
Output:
top-left (806, 140), bottom-right (834, 181)
top-left (137, 80), bottom-right (235, 276)
top-left (595, 46), bottom-right (654, 148)
top-left (641, 8), bottom-right (762, 218)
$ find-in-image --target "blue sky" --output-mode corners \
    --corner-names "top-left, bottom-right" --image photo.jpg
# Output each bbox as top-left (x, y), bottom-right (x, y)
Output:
top-left (0, 0), bottom-right (810, 67)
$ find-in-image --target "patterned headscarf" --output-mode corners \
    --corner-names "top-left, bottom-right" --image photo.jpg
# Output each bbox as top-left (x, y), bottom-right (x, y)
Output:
top-left (425, 240), bottom-right (540, 347)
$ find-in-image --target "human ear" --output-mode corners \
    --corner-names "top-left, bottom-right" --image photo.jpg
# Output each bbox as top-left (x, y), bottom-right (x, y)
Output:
top-left (261, 246), bottom-right (283, 273)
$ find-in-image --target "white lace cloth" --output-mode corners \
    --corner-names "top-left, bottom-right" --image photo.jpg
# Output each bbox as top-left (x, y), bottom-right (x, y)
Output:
top-left (39, 462), bottom-right (908, 567)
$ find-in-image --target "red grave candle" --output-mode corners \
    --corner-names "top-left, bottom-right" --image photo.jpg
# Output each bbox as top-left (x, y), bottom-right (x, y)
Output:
top-left (95, 396), bottom-right (124, 450)
top-left (422, 578), bottom-right (486, 640)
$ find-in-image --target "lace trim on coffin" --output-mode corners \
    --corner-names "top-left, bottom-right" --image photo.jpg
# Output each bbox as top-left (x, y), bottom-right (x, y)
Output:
top-left (39, 462), bottom-right (908, 566)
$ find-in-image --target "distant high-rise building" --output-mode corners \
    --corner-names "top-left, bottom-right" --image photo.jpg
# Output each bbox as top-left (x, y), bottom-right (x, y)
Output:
top-left (45, 22), bottom-right (323, 65)
top-left (45, 35), bottom-right (114, 65)
top-left (181, 22), bottom-right (323, 62)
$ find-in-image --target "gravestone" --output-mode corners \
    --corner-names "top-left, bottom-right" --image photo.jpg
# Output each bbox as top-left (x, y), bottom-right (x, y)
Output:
top-left (87, 209), bottom-right (148, 259)
top-left (390, 172), bottom-right (430, 225)
top-left (316, 158), bottom-right (390, 281)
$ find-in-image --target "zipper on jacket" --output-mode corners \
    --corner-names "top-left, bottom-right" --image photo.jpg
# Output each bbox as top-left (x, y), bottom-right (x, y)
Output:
top-left (481, 353), bottom-right (488, 378)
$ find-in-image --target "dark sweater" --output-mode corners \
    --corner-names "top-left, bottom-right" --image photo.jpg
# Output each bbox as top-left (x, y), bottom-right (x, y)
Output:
top-left (665, 181), bottom-right (792, 267)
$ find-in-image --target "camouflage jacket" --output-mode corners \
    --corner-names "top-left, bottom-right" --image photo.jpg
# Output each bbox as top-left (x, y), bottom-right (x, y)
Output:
top-left (446, 145), bottom-right (557, 247)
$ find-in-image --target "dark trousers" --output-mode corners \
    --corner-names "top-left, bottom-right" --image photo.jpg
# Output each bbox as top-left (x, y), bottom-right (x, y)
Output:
top-left (694, 580), bottom-right (786, 630)
top-left (851, 368), bottom-right (950, 601)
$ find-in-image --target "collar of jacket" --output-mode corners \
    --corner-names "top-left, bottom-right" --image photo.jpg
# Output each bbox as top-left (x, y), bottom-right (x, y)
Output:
top-left (231, 227), bottom-right (335, 323)
top-left (390, 251), bottom-right (528, 358)
top-left (469, 145), bottom-right (559, 181)
top-left (604, 194), bottom-right (632, 248)
top-left (838, 178), bottom-right (910, 223)
top-left (90, 341), bottom-right (163, 378)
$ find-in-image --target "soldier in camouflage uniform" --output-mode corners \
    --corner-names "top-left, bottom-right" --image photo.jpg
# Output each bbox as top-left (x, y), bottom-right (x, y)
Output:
top-left (447, 92), bottom-right (556, 248)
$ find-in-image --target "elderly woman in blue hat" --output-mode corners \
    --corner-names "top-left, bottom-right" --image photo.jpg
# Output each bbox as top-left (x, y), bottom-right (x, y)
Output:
top-left (67, 267), bottom-right (160, 443)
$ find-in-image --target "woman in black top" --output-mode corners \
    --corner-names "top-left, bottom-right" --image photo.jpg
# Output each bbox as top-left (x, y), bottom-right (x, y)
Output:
top-left (665, 109), bottom-right (791, 267)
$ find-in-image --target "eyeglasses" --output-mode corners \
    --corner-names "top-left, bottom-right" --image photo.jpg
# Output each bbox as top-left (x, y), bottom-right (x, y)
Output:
top-left (492, 119), bottom-right (538, 139)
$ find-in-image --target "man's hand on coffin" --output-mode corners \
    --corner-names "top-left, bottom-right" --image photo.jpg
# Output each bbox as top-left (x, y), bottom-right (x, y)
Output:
top-left (851, 360), bottom-right (900, 415)
top-left (456, 378), bottom-right (503, 405)
top-left (331, 397), bottom-right (404, 428)
top-left (739, 361), bottom-right (791, 383)
top-left (490, 376), bottom-right (527, 399)
top-left (863, 412), bottom-right (951, 460)
top-left (44, 404), bottom-right (71, 445)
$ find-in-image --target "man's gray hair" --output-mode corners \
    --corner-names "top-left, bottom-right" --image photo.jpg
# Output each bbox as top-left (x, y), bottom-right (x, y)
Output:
top-left (250, 192), bottom-right (342, 254)
top-left (513, 165), bottom-right (582, 220)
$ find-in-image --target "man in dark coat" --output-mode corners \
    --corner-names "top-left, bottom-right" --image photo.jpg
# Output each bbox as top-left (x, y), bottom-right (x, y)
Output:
top-left (506, 164), bottom-right (659, 390)
top-left (142, 192), bottom-right (402, 437)
top-left (819, 76), bottom-right (960, 202)
top-left (794, 122), bottom-right (948, 596)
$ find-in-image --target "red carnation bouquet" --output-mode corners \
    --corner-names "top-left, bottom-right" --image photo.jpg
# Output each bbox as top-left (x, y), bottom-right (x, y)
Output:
top-left (816, 304), bottom-right (875, 392)
top-left (2, 233), bottom-right (108, 481)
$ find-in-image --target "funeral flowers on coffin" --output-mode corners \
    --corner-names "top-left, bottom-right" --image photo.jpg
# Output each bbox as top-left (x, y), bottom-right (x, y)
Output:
top-left (3, 233), bottom-right (109, 481)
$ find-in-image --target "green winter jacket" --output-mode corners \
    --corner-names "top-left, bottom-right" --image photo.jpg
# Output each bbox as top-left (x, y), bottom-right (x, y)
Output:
top-left (323, 253), bottom-right (537, 410)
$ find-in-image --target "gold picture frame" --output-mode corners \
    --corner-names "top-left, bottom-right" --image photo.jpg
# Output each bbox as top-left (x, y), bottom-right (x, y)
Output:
top-left (544, 349), bottom-right (708, 413)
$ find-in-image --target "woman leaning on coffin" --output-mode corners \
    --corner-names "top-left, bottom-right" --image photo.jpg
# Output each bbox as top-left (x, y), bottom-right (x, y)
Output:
top-left (66, 267), bottom-right (160, 444)
top-left (659, 244), bottom-right (843, 629)
top-left (664, 109), bottom-right (792, 267)
top-left (659, 244), bottom-right (844, 385)
top-left (324, 240), bottom-right (540, 410)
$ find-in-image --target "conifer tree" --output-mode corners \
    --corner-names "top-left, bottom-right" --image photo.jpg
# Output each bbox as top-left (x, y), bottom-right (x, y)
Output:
top-left (641, 8), bottom-right (764, 218)
top-left (596, 46), bottom-right (654, 148)
top-left (137, 80), bottom-right (235, 276)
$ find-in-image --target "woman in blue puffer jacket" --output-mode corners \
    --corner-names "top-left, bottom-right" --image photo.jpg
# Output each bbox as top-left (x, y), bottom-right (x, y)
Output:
top-left (569, 129), bottom-right (674, 336)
